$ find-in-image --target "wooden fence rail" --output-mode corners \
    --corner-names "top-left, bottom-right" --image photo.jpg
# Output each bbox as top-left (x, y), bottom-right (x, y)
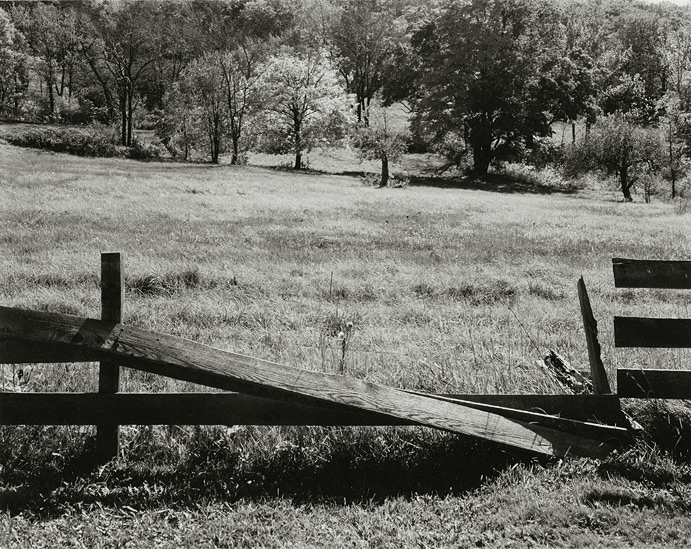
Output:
top-left (1, 253), bottom-right (652, 462)
top-left (612, 258), bottom-right (691, 289)
top-left (0, 305), bottom-right (629, 458)
top-left (613, 258), bottom-right (691, 399)
top-left (0, 392), bottom-right (627, 429)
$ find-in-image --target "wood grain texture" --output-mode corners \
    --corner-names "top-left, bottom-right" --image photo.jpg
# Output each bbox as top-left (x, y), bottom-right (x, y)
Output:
top-left (612, 258), bottom-right (691, 289)
top-left (99, 252), bottom-right (123, 393)
top-left (441, 394), bottom-right (626, 426)
top-left (0, 339), bottom-right (100, 364)
top-left (0, 392), bottom-right (396, 426)
top-left (617, 369), bottom-right (691, 399)
top-left (614, 317), bottom-right (691, 348)
top-left (0, 392), bottom-right (630, 440)
top-left (0, 306), bottom-right (625, 457)
top-left (97, 252), bottom-right (123, 461)
top-left (0, 387), bottom-right (627, 426)
top-left (578, 277), bottom-right (611, 394)
top-left (405, 391), bottom-right (629, 443)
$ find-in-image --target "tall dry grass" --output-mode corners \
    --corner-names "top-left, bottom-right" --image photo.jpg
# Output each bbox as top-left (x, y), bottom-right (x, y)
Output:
top-left (2, 142), bottom-right (691, 519)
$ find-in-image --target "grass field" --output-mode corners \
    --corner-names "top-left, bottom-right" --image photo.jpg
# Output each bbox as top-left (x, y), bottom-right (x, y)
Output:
top-left (2, 139), bottom-right (691, 547)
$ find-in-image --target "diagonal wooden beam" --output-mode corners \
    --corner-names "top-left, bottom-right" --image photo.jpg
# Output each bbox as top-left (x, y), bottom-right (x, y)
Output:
top-left (405, 391), bottom-right (629, 443)
top-left (0, 306), bottom-right (624, 458)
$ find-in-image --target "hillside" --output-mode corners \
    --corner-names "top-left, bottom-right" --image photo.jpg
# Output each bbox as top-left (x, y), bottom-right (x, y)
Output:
top-left (1, 143), bottom-right (691, 547)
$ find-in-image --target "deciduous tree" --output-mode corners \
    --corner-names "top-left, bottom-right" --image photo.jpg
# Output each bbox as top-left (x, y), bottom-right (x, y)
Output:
top-left (80, 0), bottom-right (159, 146)
top-left (255, 50), bottom-right (349, 169)
top-left (351, 102), bottom-right (409, 186)
top-left (411, 0), bottom-right (564, 175)
top-left (565, 112), bottom-right (664, 201)
top-left (181, 53), bottom-right (227, 164)
top-left (219, 41), bottom-right (267, 164)
top-left (329, 0), bottom-right (401, 124)
top-left (0, 7), bottom-right (29, 119)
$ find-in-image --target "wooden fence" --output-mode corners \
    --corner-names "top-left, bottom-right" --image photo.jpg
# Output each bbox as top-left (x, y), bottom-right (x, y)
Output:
top-left (612, 258), bottom-right (691, 399)
top-left (11, 253), bottom-right (690, 462)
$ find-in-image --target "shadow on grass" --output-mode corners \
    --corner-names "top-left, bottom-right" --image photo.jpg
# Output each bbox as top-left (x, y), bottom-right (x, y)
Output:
top-left (406, 173), bottom-right (579, 195)
top-left (0, 426), bottom-right (543, 517)
top-left (330, 169), bottom-right (580, 195)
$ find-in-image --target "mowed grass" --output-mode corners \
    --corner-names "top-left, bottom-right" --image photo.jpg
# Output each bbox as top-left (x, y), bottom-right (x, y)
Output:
top-left (2, 141), bottom-right (691, 546)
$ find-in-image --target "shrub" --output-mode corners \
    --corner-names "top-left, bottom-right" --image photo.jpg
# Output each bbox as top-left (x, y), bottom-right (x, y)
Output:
top-left (126, 136), bottom-right (167, 160)
top-left (5, 126), bottom-right (119, 157)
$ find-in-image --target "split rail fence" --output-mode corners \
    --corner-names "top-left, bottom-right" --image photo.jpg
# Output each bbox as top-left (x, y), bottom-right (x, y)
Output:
top-left (1, 253), bottom-right (689, 462)
top-left (613, 258), bottom-right (691, 398)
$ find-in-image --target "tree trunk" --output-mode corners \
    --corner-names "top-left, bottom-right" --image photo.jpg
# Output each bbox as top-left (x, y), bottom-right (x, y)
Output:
top-left (472, 143), bottom-right (492, 175)
top-left (120, 88), bottom-right (127, 147)
top-left (127, 88), bottom-right (133, 147)
top-left (362, 97), bottom-right (370, 126)
top-left (572, 121), bottom-right (576, 144)
top-left (470, 120), bottom-right (493, 175)
top-left (231, 134), bottom-right (239, 165)
top-left (46, 72), bottom-right (55, 116)
top-left (294, 114), bottom-right (302, 170)
top-left (669, 126), bottom-right (677, 200)
top-left (380, 154), bottom-right (389, 187)
top-left (210, 116), bottom-right (220, 164)
top-left (621, 166), bottom-right (633, 202)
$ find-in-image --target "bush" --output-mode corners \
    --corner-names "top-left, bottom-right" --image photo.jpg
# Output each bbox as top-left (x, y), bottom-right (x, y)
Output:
top-left (126, 136), bottom-right (168, 160)
top-left (5, 126), bottom-right (119, 157)
top-left (6, 125), bottom-right (169, 160)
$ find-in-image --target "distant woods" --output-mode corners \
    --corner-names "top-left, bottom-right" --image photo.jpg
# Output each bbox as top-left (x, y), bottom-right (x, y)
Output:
top-left (3, 0), bottom-right (691, 198)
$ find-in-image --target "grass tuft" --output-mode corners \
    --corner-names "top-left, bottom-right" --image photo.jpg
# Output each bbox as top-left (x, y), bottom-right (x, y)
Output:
top-left (127, 268), bottom-right (208, 297)
top-left (412, 279), bottom-right (520, 305)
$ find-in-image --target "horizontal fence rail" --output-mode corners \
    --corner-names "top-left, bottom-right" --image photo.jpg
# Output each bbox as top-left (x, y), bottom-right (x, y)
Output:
top-left (0, 306), bottom-right (626, 458)
top-left (617, 369), bottom-right (691, 399)
top-left (612, 258), bottom-right (691, 289)
top-left (614, 317), bottom-right (691, 348)
top-left (0, 392), bottom-right (628, 430)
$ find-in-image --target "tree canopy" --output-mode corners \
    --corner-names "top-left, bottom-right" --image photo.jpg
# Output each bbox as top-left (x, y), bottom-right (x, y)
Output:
top-left (3, 0), bottom-right (691, 190)
top-left (406, 0), bottom-right (567, 174)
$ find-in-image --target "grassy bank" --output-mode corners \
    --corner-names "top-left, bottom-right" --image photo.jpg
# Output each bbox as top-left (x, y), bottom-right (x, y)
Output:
top-left (1, 142), bottom-right (691, 546)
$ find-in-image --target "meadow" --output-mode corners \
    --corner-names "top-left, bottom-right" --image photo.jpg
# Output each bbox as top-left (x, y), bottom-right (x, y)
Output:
top-left (2, 140), bottom-right (691, 547)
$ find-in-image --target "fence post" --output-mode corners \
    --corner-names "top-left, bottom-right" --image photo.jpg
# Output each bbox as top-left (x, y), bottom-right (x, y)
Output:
top-left (96, 252), bottom-right (123, 462)
top-left (577, 277), bottom-right (611, 395)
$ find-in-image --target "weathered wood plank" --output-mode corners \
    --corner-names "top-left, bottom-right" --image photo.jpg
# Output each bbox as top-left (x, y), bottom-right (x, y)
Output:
top-left (0, 392), bottom-right (630, 441)
top-left (612, 258), bottom-right (691, 289)
top-left (0, 306), bottom-right (623, 457)
top-left (97, 252), bottom-right (123, 461)
top-left (0, 392), bottom-right (397, 426)
top-left (0, 386), bottom-right (627, 426)
top-left (617, 369), bottom-right (691, 399)
top-left (614, 317), bottom-right (691, 348)
top-left (578, 277), bottom-right (611, 394)
top-left (441, 394), bottom-right (626, 426)
top-left (0, 339), bottom-right (100, 364)
top-left (406, 392), bottom-right (629, 443)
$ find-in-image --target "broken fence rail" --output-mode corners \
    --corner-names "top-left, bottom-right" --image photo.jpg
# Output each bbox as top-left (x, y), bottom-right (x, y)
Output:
top-left (0, 306), bottom-right (629, 458)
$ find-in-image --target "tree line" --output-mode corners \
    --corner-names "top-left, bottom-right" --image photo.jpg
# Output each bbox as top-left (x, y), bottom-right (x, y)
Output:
top-left (2, 0), bottom-right (691, 197)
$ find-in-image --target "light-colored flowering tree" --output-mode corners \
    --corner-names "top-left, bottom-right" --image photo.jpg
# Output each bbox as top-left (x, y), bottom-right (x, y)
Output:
top-left (352, 102), bottom-right (410, 187)
top-left (255, 49), bottom-right (350, 170)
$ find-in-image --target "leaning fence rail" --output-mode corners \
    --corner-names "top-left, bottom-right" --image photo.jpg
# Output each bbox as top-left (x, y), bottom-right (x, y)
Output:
top-left (1, 252), bottom-right (655, 461)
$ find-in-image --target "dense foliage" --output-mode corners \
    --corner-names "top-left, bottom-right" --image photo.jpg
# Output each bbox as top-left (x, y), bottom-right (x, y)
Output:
top-left (2, 0), bottom-right (691, 192)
